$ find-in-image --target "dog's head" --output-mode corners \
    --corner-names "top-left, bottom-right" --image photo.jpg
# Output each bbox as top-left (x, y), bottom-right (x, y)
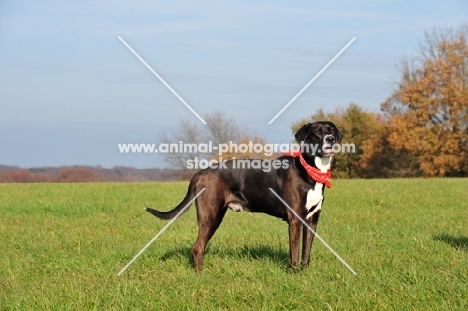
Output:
top-left (294, 121), bottom-right (343, 157)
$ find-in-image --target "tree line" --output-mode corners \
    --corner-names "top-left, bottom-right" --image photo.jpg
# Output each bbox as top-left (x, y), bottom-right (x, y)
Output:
top-left (0, 166), bottom-right (184, 183)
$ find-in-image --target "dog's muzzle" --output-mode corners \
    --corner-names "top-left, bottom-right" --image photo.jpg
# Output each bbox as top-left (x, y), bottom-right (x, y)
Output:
top-left (322, 135), bottom-right (336, 156)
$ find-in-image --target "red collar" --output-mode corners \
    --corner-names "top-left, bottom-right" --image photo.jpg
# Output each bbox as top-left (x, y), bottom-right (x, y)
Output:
top-left (283, 150), bottom-right (332, 188)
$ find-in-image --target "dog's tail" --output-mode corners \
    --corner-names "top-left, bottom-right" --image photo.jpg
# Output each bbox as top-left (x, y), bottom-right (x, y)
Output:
top-left (145, 174), bottom-right (199, 220)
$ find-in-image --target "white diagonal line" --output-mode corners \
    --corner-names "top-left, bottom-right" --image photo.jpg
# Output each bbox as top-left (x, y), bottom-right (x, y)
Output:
top-left (118, 36), bottom-right (207, 125)
top-left (117, 188), bottom-right (206, 276)
top-left (268, 188), bottom-right (357, 275)
top-left (268, 37), bottom-right (356, 124)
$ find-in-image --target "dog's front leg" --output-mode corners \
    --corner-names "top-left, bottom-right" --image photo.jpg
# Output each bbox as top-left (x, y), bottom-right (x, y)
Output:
top-left (288, 217), bottom-right (302, 268)
top-left (301, 210), bottom-right (321, 268)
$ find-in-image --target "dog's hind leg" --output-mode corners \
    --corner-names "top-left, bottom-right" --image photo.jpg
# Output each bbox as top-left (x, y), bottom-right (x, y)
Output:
top-left (191, 193), bottom-right (227, 271)
top-left (301, 210), bottom-right (321, 268)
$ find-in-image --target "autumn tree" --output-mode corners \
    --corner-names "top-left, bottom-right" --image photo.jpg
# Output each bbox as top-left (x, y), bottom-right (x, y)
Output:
top-left (358, 120), bottom-right (421, 178)
top-left (381, 26), bottom-right (468, 177)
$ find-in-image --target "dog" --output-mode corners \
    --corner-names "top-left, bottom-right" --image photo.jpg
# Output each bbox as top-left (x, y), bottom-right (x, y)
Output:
top-left (146, 121), bottom-right (343, 271)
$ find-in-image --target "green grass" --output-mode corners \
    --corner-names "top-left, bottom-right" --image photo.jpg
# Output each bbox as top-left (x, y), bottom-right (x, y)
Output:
top-left (0, 179), bottom-right (467, 310)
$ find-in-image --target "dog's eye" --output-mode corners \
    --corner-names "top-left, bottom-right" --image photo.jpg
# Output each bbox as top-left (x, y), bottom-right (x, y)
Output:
top-left (314, 129), bottom-right (322, 136)
top-left (329, 128), bottom-right (335, 134)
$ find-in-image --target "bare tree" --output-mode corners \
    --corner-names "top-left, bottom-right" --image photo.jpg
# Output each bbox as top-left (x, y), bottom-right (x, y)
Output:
top-left (204, 112), bottom-right (243, 146)
top-left (160, 111), bottom-right (245, 178)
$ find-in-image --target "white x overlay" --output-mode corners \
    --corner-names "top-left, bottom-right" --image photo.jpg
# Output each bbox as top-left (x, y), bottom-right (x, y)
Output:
top-left (268, 37), bottom-right (356, 124)
top-left (118, 36), bottom-right (207, 124)
top-left (268, 188), bottom-right (357, 275)
top-left (117, 188), bottom-right (206, 276)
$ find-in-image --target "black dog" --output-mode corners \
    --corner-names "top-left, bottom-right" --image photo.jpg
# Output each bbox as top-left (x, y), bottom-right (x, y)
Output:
top-left (146, 121), bottom-right (343, 271)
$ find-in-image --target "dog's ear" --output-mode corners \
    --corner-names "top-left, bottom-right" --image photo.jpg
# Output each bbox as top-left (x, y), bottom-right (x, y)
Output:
top-left (294, 123), bottom-right (311, 143)
top-left (295, 122), bottom-right (321, 143)
top-left (334, 125), bottom-right (343, 143)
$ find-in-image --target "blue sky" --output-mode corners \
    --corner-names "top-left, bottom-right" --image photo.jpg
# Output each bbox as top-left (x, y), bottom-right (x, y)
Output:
top-left (1, 0), bottom-right (467, 168)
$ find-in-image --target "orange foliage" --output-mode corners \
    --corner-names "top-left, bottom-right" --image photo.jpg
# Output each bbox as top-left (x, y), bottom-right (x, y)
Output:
top-left (381, 27), bottom-right (468, 177)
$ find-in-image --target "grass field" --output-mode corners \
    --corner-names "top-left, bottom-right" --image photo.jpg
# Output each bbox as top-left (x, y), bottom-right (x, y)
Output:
top-left (1, 179), bottom-right (467, 310)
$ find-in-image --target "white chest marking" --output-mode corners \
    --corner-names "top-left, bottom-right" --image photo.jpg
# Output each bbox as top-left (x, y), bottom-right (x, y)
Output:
top-left (305, 156), bottom-right (332, 219)
top-left (305, 187), bottom-right (323, 219)
top-left (306, 186), bottom-right (323, 210)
